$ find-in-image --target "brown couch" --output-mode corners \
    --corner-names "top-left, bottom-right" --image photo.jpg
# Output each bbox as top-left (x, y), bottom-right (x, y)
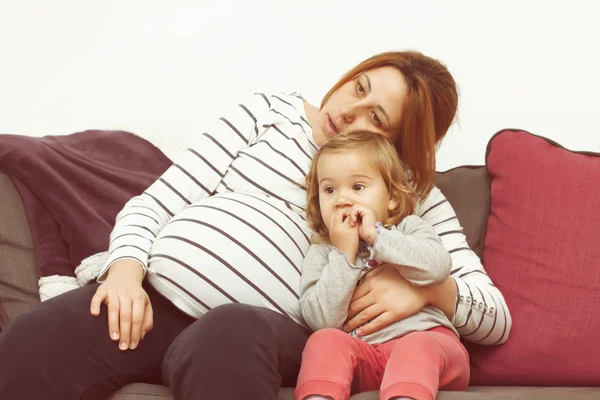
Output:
top-left (1, 165), bottom-right (599, 399)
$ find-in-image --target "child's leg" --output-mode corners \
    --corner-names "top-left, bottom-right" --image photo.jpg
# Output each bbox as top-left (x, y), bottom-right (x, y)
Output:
top-left (294, 328), bottom-right (384, 400)
top-left (379, 327), bottom-right (470, 400)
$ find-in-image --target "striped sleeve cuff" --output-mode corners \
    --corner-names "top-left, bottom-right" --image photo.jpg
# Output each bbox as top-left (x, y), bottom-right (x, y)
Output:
top-left (452, 276), bottom-right (509, 345)
top-left (96, 247), bottom-right (148, 282)
top-left (451, 276), bottom-right (473, 328)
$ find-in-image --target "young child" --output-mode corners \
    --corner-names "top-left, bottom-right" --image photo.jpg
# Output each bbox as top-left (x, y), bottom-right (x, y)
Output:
top-left (295, 131), bottom-right (470, 400)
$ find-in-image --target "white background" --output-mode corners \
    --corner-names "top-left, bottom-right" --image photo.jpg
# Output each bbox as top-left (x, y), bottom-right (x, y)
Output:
top-left (1, 0), bottom-right (598, 170)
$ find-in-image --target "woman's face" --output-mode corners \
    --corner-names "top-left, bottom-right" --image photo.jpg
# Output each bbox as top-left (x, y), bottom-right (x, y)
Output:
top-left (313, 66), bottom-right (408, 147)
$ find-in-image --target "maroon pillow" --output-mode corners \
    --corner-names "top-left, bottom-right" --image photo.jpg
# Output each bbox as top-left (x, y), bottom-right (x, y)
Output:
top-left (465, 129), bottom-right (600, 386)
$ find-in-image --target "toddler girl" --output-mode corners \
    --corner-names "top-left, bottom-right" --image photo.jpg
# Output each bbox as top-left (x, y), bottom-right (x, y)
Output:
top-left (295, 131), bottom-right (470, 400)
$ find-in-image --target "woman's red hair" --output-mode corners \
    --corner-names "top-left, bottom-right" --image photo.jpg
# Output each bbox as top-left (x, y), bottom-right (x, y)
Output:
top-left (321, 51), bottom-right (458, 199)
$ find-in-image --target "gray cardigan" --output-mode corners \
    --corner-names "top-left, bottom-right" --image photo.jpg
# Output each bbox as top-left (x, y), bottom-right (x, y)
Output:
top-left (299, 215), bottom-right (457, 344)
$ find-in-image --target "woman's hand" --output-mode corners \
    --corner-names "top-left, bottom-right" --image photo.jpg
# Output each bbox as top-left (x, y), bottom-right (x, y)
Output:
top-left (90, 259), bottom-right (153, 351)
top-left (343, 265), bottom-right (432, 336)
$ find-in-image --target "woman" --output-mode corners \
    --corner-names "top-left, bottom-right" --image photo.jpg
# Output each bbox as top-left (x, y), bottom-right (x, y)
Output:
top-left (0, 51), bottom-right (511, 400)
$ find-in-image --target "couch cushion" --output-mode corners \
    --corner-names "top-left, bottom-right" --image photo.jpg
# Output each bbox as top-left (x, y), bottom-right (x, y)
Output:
top-left (435, 166), bottom-right (491, 260)
top-left (352, 387), bottom-right (600, 400)
top-left (0, 173), bottom-right (40, 328)
top-left (106, 383), bottom-right (600, 400)
top-left (466, 129), bottom-right (600, 386)
top-left (106, 385), bottom-right (296, 400)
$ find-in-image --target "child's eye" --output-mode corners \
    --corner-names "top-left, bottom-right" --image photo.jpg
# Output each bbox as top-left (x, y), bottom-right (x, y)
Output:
top-left (323, 187), bottom-right (335, 194)
top-left (353, 184), bottom-right (366, 191)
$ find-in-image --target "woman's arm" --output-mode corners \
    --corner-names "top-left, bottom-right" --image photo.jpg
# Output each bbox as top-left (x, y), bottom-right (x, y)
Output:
top-left (97, 93), bottom-right (271, 280)
top-left (417, 186), bottom-right (512, 345)
top-left (345, 187), bottom-right (511, 346)
top-left (91, 93), bottom-right (271, 350)
top-left (427, 276), bottom-right (458, 320)
top-left (300, 245), bottom-right (363, 331)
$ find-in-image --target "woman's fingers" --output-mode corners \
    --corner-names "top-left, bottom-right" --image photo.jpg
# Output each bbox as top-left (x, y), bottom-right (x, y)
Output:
top-left (90, 287), bottom-right (106, 317)
top-left (350, 268), bottom-right (384, 302)
top-left (106, 291), bottom-right (121, 342)
top-left (343, 303), bottom-right (383, 333)
top-left (88, 265), bottom-right (150, 350)
top-left (346, 292), bottom-right (375, 325)
top-left (355, 311), bottom-right (395, 336)
top-left (128, 296), bottom-right (146, 350)
top-left (141, 301), bottom-right (154, 340)
top-left (118, 295), bottom-right (132, 351)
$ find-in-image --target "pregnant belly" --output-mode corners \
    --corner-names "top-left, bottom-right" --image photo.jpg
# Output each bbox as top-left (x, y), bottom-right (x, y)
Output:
top-left (146, 192), bottom-right (311, 325)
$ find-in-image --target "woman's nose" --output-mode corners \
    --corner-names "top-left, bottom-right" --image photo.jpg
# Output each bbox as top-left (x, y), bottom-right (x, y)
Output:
top-left (340, 107), bottom-right (355, 124)
top-left (340, 102), bottom-right (363, 124)
top-left (340, 101), bottom-right (370, 128)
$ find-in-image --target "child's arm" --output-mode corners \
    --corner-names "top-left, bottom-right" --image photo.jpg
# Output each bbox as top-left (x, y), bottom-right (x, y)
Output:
top-left (373, 215), bottom-right (452, 286)
top-left (300, 244), bottom-right (363, 331)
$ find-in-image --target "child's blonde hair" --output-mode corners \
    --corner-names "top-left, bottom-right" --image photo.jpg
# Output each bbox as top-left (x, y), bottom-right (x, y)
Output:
top-left (305, 131), bottom-right (417, 244)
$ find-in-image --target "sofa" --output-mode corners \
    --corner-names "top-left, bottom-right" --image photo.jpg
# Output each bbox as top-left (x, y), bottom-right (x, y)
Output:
top-left (1, 128), bottom-right (599, 399)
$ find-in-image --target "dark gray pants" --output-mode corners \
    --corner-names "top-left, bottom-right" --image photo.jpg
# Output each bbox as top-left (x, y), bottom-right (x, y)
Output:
top-left (0, 283), bottom-right (310, 400)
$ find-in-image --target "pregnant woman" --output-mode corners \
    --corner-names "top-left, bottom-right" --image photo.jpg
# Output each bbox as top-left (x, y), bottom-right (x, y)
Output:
top-left (0, 50), bottom-right (511, 400)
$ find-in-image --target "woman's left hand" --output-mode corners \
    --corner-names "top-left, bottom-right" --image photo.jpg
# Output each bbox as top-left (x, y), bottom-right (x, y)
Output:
top-left (343, 265), bottom-right (431, 336)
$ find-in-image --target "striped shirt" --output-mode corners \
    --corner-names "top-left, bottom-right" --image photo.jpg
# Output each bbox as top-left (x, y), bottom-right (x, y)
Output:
top-left (98, 91), bottom-right (511, 345)
top-left (416, 189), bottom-right (511, 345)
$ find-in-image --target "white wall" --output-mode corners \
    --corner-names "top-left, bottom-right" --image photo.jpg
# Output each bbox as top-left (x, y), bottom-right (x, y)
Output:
top-left (1, 0), bottom-right (598, 169)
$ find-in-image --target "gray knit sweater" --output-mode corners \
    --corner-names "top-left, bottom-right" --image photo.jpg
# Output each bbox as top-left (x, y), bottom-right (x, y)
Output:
top-left (299, 215), bottom-right (457, 344)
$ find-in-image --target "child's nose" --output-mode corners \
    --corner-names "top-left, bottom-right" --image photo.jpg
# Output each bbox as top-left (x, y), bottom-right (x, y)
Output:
top-left (335, 192), bottom-right (352, 207)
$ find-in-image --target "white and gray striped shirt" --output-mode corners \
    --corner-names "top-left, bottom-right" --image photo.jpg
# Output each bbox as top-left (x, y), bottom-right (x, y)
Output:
top-left (99, 91), bottom-right (511, 345)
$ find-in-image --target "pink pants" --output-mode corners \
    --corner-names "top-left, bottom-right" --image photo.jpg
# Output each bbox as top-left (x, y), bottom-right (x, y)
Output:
top-left (295, 327), bottom-right (470, 400)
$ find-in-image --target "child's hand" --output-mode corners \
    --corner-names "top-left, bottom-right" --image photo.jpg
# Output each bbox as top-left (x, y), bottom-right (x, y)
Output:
top-left (348, 205), bottom-right (378, 246)
top-left (329, 209), bottom-right (360, 262)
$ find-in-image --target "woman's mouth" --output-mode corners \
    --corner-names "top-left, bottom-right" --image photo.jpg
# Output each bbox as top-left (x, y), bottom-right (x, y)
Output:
top-left (326, 114), bottom-right (338, 136)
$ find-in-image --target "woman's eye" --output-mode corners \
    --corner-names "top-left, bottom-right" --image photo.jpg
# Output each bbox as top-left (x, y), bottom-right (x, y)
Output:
top-left (357, 82), bottom-right (365, 96)
top-left (353, 184), bottom-right (365, 191)
top-left (371, 111), bottom-right (381, 126)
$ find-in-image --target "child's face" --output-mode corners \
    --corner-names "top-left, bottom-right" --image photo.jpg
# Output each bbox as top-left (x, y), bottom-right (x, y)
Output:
top-left (317, 148), bottom-right (396, 231)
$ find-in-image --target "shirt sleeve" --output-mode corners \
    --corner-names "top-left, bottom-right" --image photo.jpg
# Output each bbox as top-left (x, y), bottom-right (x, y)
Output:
top-left (417, 186), bottom-right (512, 345)
top-left (299, 245), bottom-right (363, 331)
top-left (97, 93), bottom-right (272, 281)
top-left (373, 215), bottom-right (452, 286)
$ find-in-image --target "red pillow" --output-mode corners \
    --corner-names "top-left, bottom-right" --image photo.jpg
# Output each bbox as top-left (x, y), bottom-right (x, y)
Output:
top-left (466, 129), bottom-right (600, 386)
